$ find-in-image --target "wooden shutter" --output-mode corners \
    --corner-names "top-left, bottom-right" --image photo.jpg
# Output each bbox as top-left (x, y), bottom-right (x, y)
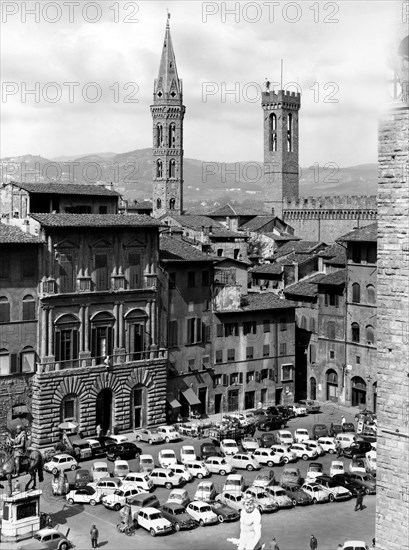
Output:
top-left (196, 318), bottom-right (202, 343)
top-left (239, 373), bottom-right (243, 384)
top-left (223, 374), bottom-right (228, 386)
top-left (10, 353), bottom-right (19, 374)
top-left (255, 371), bottom-right (260, 383)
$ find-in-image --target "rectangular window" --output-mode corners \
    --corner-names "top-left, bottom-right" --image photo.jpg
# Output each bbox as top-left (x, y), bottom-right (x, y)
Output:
top-left (213, 374), bottom-right (223, 387)
top-left (261, 388), bottom-right (268, 405)
top-left (243, 321), bottom-right (257, 335)
top-left (217, 324), bottom-right (224, 337)
top-left (187, 272), bottom-right (195, 288)
top-left (64, 399), bottom-right (75, 419)
top-left (224, 323), bottom-right (239, 337)
top-left (95, 253), bottom-right (109, 291)
top-left (246, 371), bottom-right (255, 383)
top-left (59, 253), bottom-right (75, 293)
top-left (282, 364), bottom-right (293, 381)
top-left (187, 318), bottom-right (202, 345)
top-left (246, 346), bottom-right (254, 359)
top-left (279, 343), bottom-right (287, 356)
top-left (169, 272), bottom-right (176, 289)
top-left (169, 320), bottom-right (178, 347)
top-left (310, 344), bottom-right (316, 363)
top-left (22, 299), bottom-right (35, 321)
top-left (227, 349), bottom-right (235, 362)
top-left (217, 249), bottom-right (223, 257)
top-left (327, 293), bottom-right (339, 307)
top-left (20, 351), bottom-right (35, 373)
top-left (202, 271), bottom-right (209, 287)
top-left (260, 368), bottom-right (268, 380)
top-left (230, 373), bottom-right (240, 385)
top-left (356, 355), bottom-right (361, 364)
top-left (202, 356), bottom-right (210, 369)
top-left (215, 350), bottom-right (223, 364)
top-left (263, 345), bottom-right (270, 357)
top-left (263, 320), bottom-right (270, 333)
top-left (188, 359), bottom-right (196, 372)
top-left (129, 253), bottom-right (142, 289)
top-left (280, 318), bottom-right (287, 331)
top-left (0, 300), bottom-right (11, 323)
top-left (329, 350), bottom-right (335, 359)
top-left (0, 353), bottom-right (10, 376)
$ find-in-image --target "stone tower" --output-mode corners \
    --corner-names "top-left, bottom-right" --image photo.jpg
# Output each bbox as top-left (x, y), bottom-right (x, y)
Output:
top-left (151, 15), bottom-right (185, 218)
top-left (262, 89), bottom-right (301, 218)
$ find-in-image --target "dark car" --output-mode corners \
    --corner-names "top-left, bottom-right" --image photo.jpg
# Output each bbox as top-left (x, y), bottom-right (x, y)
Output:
top-left (258, 432), bottom-right (276, 448)
top-left (276, 405), bottom-right (295, 420)
top-left (75, 469), bottom-right (92, 488)
top-left (208, 500), bottom-right (240, 522)
top-left (281, 483), bottom-right (313, 506)
top-left (329, 424), bottom-right (343, 437)
top-left (332, 473), bottom-right (363, 496)
top-left (354, 409), bottom-right (376, 423)
top-left (160, 503), bottom-right (198, 531)
top-left (343, 440), bottom-right (373, 459)
top-left (349, 472), bottom-right (376, 494)
top-left (106, 442), bottom-right (142, 461)
top-left (97, 437), bottom-right (119, 451)
top-left (312, 424), bottom-right (329, 439)
top-left (298, 400), bottom-right (321, 414)
top-left (200, 443), bottom-right (219, 460)
top-left (257, 417), bottom-right (283, 432)
top-left (342, 422), bottom-right (356, 433)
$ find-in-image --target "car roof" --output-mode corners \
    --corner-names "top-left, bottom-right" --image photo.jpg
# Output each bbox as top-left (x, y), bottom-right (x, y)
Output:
top-left (140, 506), bottom-right (161, 513)
top-left (97, 477), bottom-right (121, 483)
top-left (53, 453), bottom-right (74, 459)
top-left (93, 462), bottom-right (108, 467)
top-left (37, 528), bottom-right (62, 536)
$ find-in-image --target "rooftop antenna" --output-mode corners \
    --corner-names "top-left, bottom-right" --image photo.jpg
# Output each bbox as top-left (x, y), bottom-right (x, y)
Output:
top-left (281, 59), bottom-right (283, 90)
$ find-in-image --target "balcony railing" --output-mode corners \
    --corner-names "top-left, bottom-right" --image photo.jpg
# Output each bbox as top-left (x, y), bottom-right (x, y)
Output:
top-left (40, 274), bottom-right (157, 296)
top-left (36, 348), bottom-right (167, 373)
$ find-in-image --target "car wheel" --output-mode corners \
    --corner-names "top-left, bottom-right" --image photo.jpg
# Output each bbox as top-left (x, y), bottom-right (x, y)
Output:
top-left (114, 503), bottom-right (121, 511)
top-left (218, 514), bottom-right (224, 523)
top-left (312, 498), bottom-right (317, 504)
top-left (165, 482), bottom-right (173, 490)
top-left (302, 454), bottom-right (309, 461)
top-left (292, 499), bottom-right (297, 506)
top-left (267, 461), bottom-right (273, 468)
top-left (329, 449), bottom-right (335, 454)
top-left (199, 519), bottom-right (204, 527)
top-left (68, 498), bottom-right (74, 505)
top-left (165, 437), bottom-right (170, 443)
top-left (136, 436), bottom-right (141, 442)
top-left (197, 473), bottom-right (203, 479)
top-left (148, 439), bottom-right (153, 445)
top-left (52, 468), bottom-right (58, 475)
top-left (329, 494), bottom-right (334, 502)
top-left (90, 499), bottom-right (97, 506)
top-left (150, 528), bottom-right (156, 537)
top-left (246, 464), bottom-right (254, 471)
top-left (219, 469), bottom-right (226, 476)
top-left (70, 464), bottom-right (76, 470)
top-left (59, 543), bottom-right (68, 550)
top-left (175, 522), bottom-right (181, 531)
top-left (283, 457), bottom-right (289, 464)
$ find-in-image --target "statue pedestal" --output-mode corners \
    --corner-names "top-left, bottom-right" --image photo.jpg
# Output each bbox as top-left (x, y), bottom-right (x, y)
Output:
top-left (1, 489), bottom-right (42, 542)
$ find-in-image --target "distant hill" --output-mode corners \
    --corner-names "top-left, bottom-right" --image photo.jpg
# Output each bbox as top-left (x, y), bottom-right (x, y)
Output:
top-left (0, 149), bottom-right (377, 208)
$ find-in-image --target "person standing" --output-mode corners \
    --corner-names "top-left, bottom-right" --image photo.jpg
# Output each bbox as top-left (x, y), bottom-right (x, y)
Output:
top-left (336, 439), bottom-right (342, 457)
top-left (341, 416), bottom-right (346, 427)
top-left (90, 525), bottom-right (99, 548)
top-left (310, 534), bottom-right (318, 549)
top-left (96, 424), bottom-right (102, 438)
top-left (355, 490), bottom-right (364, 511)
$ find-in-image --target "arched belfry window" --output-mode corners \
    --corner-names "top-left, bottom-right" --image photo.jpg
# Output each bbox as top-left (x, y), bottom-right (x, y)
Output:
top-left (156, 124), bottom-right (163, 148)
top-left (270, 113), bottom-right (277, 152)
top-left (156, 198), bottom-right (162, 210)
top-left (156, 159), bottom-right (163, 178)
top-left (169, 123), bottom-right (176, 148)
top-left (287, 113), bottom-right (293, 152)
top-left (169, 159), bottom-right (176, 178)
top-left (169, 198), bottom-right (176, 210)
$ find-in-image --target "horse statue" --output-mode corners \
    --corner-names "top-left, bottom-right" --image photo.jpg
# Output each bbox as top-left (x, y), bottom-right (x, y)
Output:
top-left (0, 438), bottom-right (43, 496)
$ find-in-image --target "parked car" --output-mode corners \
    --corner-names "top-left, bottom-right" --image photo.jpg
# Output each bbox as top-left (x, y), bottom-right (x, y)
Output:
top-left (348, 472), bottom-right (376, 494)
top-left (169, 464), bottom-right (193, 482)
top-left (304, 440), bottom-right (324, 456)
top-left (343, 440), bottom-right (373, 459)
top-left (96, 436), bottom-right (118, 452)
top-left (270, 444), bottom-right (297, 464)
top-left (71, 439), bottom-right (92, 462)
top-left (312, 424), bottom-right (329, 439)
top-left (305, 462), bottom-right (324, 482)
top-left (156, 426), bottom-right (181, 443)
top-left (200, 443), bottom-right (219, 459)
top-left (134, 428), bottom-right (164, 445)
top-left (317, 437), bottom-right (337, 454)
top-left (123, 472), bottom-right (154, 492)
top-left (180, 445), bottom-right (197, 464)
top-left (276, 405), bottom-right (295, 420)
top-left (160, 503), bottom-right (198, 531)
top-left (86, 439), bottom-right (105, 459)
top-left (343, 541), bottom-right (369, 550)
top-left (288, 443), bottom-right (317, 461)
top-left (330, 460), bottom-right (345, 477)
top-left (332, 473), bottom-right (363, 497)
top-left (74, 469), bottom-right (92, 488)
top-left (149, 468), bottom-right (185, 489)
top-left (334, 433), bottom-right (358, 451)
top-left (275, 430), bottom-right (294, 446)
top-left (44, 454), bottom-right (78, 475)
top-left (264, 484), bottom-right (293, 509)
top-left (127, 492), bottom-right (160, 519)
top-left (354, 409), bottom-right (376, 423)
top-left (348, 458), bottom-right (366, 474)
top-left (139, 454), bottom-right (155, 473)
top-left (194, 481), bottom-right (218, 502)
top-left (244, 487), bottom-right (278, 513)
top-left (256, 417), bottom-right (283, 431)
top-left (301, 482), bottom-right (331, 503)
top-left (316, 475), bottom-right (352, 501)
top-left (166, 488), bottom-right (190, 508)
top-left (329, 424), bottom-right (344, 437)
top-left (222, 474), bottom-right (246, 495)
top-left (252, 448), bottom-right (283, 467)
top-left (281, 483), bottom-right (313, 506)
top-left (135, 507), bottom-right (173, 537)
top-left (294, 428), bottom-right (310, 443)
top-left (208, 500), bottom-right (240, 522)
top-left (280, 467), bottom-right (302, 487)
top-left (185, 460), bottom-right (210, 479)
top-left (16, 528), bottom-right (72, 550)
top-left (91, 462), bottom-right (109, 482)
top-left (110, 435), bottom-right (129, 444)
top-left (113, 460), bottom-right (129, 478)
top-left (204, 456), bottom-right (233, 476)
top-left (102, 484), bottom-right (141, 511)
top-left (258, 432), bottom-right (276, 448)
top-left (298, 400), bottom-right (321, 414)
top-left (241, 437), bottom-right (259, 452)
top-left (216, 491), bottom-right (244, 512)
top-left (158, 450), bottom-right (178, 469)
top-left (228, 453), bottom-right (260, 471)
top-left (220, 439), bottom-right (239, 456)
top-left (252, 468), bottom-right (275, 489)
top-left (90, 477), bottom-right (122, 497)
top-left (290, 404), bottom-right (307, 416)
top-left (66, 486), bottom-right (102, 506)
top-left (185, 501), bottom-right (218, 526)
top-left (107, 443), bottom-right (141, 461)
top-left (342, 422), bottom-right (356, 433)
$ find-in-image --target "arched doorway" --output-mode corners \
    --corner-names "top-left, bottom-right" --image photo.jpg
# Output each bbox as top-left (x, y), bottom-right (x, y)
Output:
top-left (351, 376), bottom-right (367, 407)
top-left (131, 384), bottom-right (147, 429)
top-left (326, 369), bottom-right (338, 402)
top-left (310, 377), bottom-right (317, 400)
top-left (96, 389), bottom-right (113, 434)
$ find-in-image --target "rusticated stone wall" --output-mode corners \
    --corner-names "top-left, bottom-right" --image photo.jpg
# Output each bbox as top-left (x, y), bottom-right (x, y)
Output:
top-left (375, 102), bottom-right (409, 550)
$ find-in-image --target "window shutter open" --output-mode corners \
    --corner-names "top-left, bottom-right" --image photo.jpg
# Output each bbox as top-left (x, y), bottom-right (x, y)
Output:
top-left (10, 353), bottom-right (18, 374)
top-left (223, 374), bottom-right (228, 386)
top-left (196, 318), bottom-right (202, 343)
top-left (268, 368), bottom-right (274, 380)
top-left (255, 371), bottom-right (260, 382)
top-left (239, 373), bottom-right (243, 384)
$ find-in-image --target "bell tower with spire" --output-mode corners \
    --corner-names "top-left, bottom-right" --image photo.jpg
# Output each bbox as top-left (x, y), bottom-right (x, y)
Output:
top-left (151, 14), bottom-right (185, 218)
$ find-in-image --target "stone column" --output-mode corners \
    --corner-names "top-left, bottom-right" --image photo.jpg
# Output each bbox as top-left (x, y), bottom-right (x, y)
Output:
top-left (47, 307), bottom-right (54, 358)
top-left (40, 306), bottom-right (47, 360)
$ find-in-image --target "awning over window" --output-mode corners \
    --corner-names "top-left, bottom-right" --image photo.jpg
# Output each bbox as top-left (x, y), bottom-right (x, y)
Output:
top-left (182, 388), bottom-right (201, 406)
top-left (167, 398), bottom-right (181, 409)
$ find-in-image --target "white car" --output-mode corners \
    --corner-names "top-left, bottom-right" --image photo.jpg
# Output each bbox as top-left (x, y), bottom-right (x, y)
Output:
top-left (91, 461), bottom-right (109, 482)
top-left (114, 460), bottom-right (129, 478)
top-left (220, 439), bottom-right (239, 456)
top-left (66, 486), bottom-right (101, 506)
top-left (222, 474), bottom-right (245, 495)
top-left (317, 437), bottom-right (337, 454)
top-left (204, 456), bottom-right (233, 476)
top-left (294, 428), bottom-right (310, 443)
top-left (330, 460), bottom-right (345, 477)
top-left (270, 445), bottom-right (297, 464)
top-left (110, 434), bottom-right (129, 444)
top-left (343, 541), bottom-right (368, 550)
top-left (149, 468), bottom-right (185, 489)
top-left (185, 501), bottom-right (218, 526)
top-left (275, 430), bottom-right (294, 446)
top-left (102, 485), bottom-right (141, 511)
top-left (136, 507), bottom-right (173, 537)
top-left (244, 487), bottom-right (277, 513)
top-left (317, 477), bottom-right (352, 501)
top-left (226, 412), bottom-right (253, 426)
top-left (169, 464), bottom-right (193, 482)
top-left (44, 454), bottom-right (78, 474)
top-left (158, 450), bottom-right (178, 469)
top-left (241, 437), bottom-right (259, 452)
top-left (348, 458), bottom-right (366, 474)
top-left (185, 460), bottom-right (210, 478)
top-left (304, 440), bottom-right (324, 456)
top-left (264, 484), bottom-right (294, 509)
top-left (156, 426), bottom-right (181, 443)
top-left (288, 443), bottom-right (317, 461)
top-left (291, 404), bottom-right (307, 416)
top-left (123, 472), bottom-right (154, 492)
top-left (194, 481), bottom-right (218, 502)
top-left (180, 445), bottom-right (197, 464)
top-left (228, 453), bottom-right (260, 471)
top-left (252, 448), bottom-right (284, 467)
top-left (301, 482), bottom-right (331, 503)
top-left (216, 491), bottom-right (244, 511)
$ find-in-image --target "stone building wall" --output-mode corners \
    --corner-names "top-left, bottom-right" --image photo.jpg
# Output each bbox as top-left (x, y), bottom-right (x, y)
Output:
top-left (376, 102), bottom-right (409, 550)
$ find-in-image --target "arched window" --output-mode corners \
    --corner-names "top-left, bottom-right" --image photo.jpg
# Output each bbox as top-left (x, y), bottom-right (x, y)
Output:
top-left (269, 113), bottom-right (277, 152)
top-left (90, 311), bottom-right (115, 360)
top-left (309, 318), bottom-right (316, 332)
top-left (352, 283), bottom-right (361, 303)
top-left (169, 198), bottom-right (176, 210)
top-left (0, 297), bottom-right (10, 323)
top-left (168, 123), bottom-right (176, 148)
top-left (327, 321), bottom-right (335, 339)
top-left (156, 159), bottom-right (163, 178)
top-left (351, 322), bottom-right (360, 343)
top-left (55, 314), bottom-right (80, 368)
top-left (125, 309), bottom-right (148, 361)
top-left (169, 159), bottom-right (176, 178)
top-left (366, 325), bottom-right (375, 346)
top-left (156, 198), bottom-right (162, 210)
top-left (61, 393), bottom-right (79, 422)
top-left (310, 377), bottom-right (317, 400)
top-left (367, 285), bottom-right (375, 304)
top-left (156, 124), bottom-right (163, 147)
top-left (20, 346), bottom-right (36, 373)
top-left (287, 113), bottom-right (293, 152)
top-left (22, 295), bottom-right (36, 321)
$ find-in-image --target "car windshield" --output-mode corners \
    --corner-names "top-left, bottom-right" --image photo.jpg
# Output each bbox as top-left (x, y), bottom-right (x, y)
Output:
top-left (184, 449), bottom-right (195, 454)
top-left (163, 453), bottom-right (174, 458)
top-left (275, 490), bottom-right (285, 496)
top-left (116, 465), bottom-right (127, 470)
top-left (114, 489), bottom-right (124, 496)
top-left (225, 442), bottom-right (236, 447)
top-left (95, 467), bottom-right (107, 472)
top-left (33, 534), bottom-right (42, 541)
top-left (200, 505), bottom-right (211, 512)
top-left (150, 513), bottom-right (162, 520)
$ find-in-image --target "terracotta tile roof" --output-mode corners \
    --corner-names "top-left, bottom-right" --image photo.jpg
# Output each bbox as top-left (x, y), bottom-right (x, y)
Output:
top-left (0, 223), bottom-right (43, 244)
top-left (240, 216), bottom-right (276, 231)
top-left (273, 241), bottom-right (325, 259)
top-left (11, 182), bottom-right (119, 197)
top-left (317, 243), bottom-right (346, 265)
top-left (29, 213), bottom-right (161, 228)
top-left (338, 222), bottom-right (377, 242)
top-left (160, 236), bottom-right (215, 263)
top-left (208, 204), bottom-right (261, 217)
top-left (165, 214), bottom-right (246, 238)
top-left (270, 234), bottom-right (301, 242)
top-left (217, 292), bottom-right (294, 313)
top-left (283, 279), bottom-right (319, 299)
top-left (315, 269), bottom-right (346, 286)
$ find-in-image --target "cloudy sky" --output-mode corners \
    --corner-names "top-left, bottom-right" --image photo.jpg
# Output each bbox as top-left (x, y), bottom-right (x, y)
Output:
top-left (0, 0), bottom-right (401, 166)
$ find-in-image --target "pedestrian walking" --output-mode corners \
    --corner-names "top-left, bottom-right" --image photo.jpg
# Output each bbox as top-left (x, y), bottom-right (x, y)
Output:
top-left (341, 415), bottom-right (346, 426)
top-left (90, 524), bottom-right (99, 549)
top-left (355, 490), bottom-right (364, 511)
top-left (96, 424), bottom-right (102, 438)
top-left (336, 440), bottom-right (342, 457)
top-left (310, 534), bottom-right (318, 549)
